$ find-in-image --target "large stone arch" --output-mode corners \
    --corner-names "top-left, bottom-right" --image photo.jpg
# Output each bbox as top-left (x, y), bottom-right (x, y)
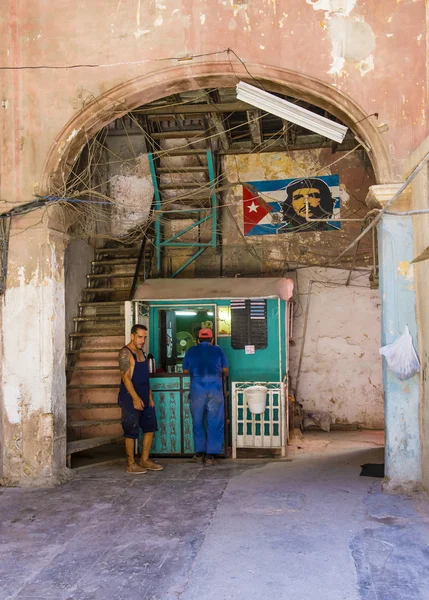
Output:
top-left (2, 59), bottom-right (392, 487)
top-left (41, 60), bottom-right (392, 195)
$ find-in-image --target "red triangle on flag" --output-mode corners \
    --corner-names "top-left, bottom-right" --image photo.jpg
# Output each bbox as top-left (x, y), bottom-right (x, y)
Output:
top-left (243, 185), bottom-right (273, 235)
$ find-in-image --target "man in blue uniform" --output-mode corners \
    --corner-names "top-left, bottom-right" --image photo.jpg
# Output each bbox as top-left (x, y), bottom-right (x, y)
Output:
top-left (183, 328), bottom-right (229, 465)
top-left (118, 324), bottom-right (163, 474)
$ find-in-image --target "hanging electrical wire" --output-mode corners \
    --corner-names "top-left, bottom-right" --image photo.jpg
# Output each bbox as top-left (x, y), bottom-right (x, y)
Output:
top-left (1, 50), bottom-right (380, 286)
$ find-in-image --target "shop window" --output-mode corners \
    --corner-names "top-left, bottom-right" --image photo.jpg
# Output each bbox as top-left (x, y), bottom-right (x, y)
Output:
top-left (158, 306), bottom-right (216, 371)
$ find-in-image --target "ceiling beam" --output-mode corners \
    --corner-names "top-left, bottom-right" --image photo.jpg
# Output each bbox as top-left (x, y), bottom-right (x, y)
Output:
top-left (218, 136), bottom-right (357, 154)
top-left (247, 110), bottom-right (263, 147)
top-left (206, 112), bottom-right (230, 151)
top-left (139, 102), bottom-right (252, 115)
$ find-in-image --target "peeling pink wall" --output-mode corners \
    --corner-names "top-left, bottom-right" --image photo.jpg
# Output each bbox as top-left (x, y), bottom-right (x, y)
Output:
top-left (1, 0), bottom-right (427, 208)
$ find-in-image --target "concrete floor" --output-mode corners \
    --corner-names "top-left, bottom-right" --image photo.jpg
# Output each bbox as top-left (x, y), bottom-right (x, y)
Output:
top-left (1, 431), bottom-right (429, 600)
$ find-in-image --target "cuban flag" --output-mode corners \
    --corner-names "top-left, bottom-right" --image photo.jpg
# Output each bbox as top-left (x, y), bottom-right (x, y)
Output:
top-left (243, 175), bottom-right (341, 236)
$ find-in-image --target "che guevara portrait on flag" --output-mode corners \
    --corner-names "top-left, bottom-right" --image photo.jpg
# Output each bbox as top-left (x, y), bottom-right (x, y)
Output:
top-left (242, 175), bottom-right (341, 235)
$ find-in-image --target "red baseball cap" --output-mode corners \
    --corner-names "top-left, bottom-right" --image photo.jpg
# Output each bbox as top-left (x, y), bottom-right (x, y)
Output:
top-left (199, 328), bottom-right (213, 339)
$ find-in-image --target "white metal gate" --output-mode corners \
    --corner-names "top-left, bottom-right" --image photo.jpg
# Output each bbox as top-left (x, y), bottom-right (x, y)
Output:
top-left (232, 382), bottom-right (287, 458)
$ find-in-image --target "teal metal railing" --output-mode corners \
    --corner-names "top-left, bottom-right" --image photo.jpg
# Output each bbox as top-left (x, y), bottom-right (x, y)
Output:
top-left (148, 149), bottom-right (218, 278)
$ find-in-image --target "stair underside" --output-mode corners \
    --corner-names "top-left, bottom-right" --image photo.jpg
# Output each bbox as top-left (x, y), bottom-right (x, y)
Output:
top-left (83, 287), bottom-right (130, 293)
top-left (67, 366), bottom-right (119, 371)
top-left (79, 301), bottom-right (125, 307)
top-left (66, 435), bottom-right (122, 456)
top-left (67, 348), bottom-right (121, 354)
top-left (92, 259), bottom-right (138, 266)
top-left (68, 419), bottom-right (120, 428)
top-left (67, 403), bottom-right (119, 409)
top-left (68, 384), bottom-right (120, 389)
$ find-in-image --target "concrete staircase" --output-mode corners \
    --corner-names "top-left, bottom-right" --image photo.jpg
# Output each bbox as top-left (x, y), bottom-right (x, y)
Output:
top-left (66, 243), bottom-right (148, 467)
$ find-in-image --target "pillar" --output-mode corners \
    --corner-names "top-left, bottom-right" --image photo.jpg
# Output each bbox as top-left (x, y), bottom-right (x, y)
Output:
top-left (0, 211), bottom-right (71, 486)
top-left (367, 184), bottom-right (421, 489)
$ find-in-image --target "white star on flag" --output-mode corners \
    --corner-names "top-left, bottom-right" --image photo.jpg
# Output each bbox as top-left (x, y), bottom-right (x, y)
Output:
top-left (248, 201), bottom-right (259, 213)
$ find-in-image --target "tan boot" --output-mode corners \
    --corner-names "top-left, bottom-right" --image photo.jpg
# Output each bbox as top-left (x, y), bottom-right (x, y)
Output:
top-left (126, 462), bottom-right (147, 474)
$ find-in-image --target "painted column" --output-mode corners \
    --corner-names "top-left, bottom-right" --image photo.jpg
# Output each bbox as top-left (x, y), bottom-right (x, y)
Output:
top-left (368, 184), bottom-right (421, 489)
top-left (0, 212), bottom-right (70, 486)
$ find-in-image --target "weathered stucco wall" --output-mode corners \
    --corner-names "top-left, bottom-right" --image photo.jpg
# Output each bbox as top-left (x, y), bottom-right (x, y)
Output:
top-left (289, 267), bottom-right (383, 429)
top-left (0, 216), bottom-right (70, 486)
top-left (64, 239), bottom-right (94, 341)
top-left (106, 133), bottom-right (153, 238)
top-left (1, 0), bottom-right (427, 211)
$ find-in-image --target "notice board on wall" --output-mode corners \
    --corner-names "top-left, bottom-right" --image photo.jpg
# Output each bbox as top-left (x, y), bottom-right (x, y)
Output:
top-left (230, 299), bottom-right (267, 349)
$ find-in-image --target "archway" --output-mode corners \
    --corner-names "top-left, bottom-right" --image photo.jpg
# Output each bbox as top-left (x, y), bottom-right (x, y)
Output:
top-left (35, 61), bottom-right (393, 477)
top-left (41, 61), bottom-right (392, 195)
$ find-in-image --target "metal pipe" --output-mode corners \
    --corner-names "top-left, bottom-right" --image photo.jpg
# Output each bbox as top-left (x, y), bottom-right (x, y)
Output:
top-left (294, 280), bottom-right (314, 401)
top-left (0, 216), bottom-right (11, 296)
top-left (207, 149), bottom-right (218, 249)
top-left (148, 153), bottom-right (162, 274)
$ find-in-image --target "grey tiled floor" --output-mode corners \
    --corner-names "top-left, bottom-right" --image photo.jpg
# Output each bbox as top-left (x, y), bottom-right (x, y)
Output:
top-left (1, 432), bottom-right (429, 600)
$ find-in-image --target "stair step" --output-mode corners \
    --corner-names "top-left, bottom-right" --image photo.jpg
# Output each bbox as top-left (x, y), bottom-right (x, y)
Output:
top-left (79, 301), bottom-right (125, 307)
top-left (161, 210), bottom-right (210, 219)
top-left (157, 167), bottom-right (208, 173)
top-left (87, 273), bottom-right (134, 280)
top-left (68, 383), bottom-right (120, 389)
top-left (67, 403), bottom-right (120, 410)
top-left (67, 435), bottom-right (122, 456)
top-left (67, 366), bottom-right (119, 371)
top-left (67, 348), bottom-right (121, 354)
top-left (92, 259), bottom-right (139, 266)
top-left (73, 316), bottom-right (123, 323)
top-left (151, 130), bottom-right (205, 139)
top-left (160, 182), bottom-right (210, 190)
top-left (161, 196), bottom-right (211, 203)
top-left (83, 288), bottom-right (130, 293)
top-left (67, 419), bottom-right (120, 428)
top-left (69, 333), bottom-right (124, 338)
top-left (154, 149), bottom-right (207, 156)
top-left (96, 247), bottom-right (139, 255)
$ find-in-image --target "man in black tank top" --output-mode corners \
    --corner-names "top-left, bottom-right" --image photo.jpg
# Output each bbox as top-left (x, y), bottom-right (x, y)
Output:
top-left (118, 324), bottom-right (163, 474)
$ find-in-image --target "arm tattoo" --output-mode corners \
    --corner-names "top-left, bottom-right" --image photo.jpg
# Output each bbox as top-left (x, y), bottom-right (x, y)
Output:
top-left (119, 348), bottom-right (131, 374)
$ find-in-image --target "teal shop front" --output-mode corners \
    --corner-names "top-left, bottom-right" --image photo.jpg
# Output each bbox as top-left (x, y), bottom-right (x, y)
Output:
top-left (128, 278), bottom-right (293, 458)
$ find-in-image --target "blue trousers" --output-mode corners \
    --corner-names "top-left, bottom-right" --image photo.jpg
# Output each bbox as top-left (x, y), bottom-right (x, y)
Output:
top-left (190, 384), bottom-right (224, 455)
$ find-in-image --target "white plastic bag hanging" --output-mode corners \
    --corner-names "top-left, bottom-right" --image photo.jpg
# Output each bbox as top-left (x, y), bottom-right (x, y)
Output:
top-left (379, 326), bottom-right (420, 380)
